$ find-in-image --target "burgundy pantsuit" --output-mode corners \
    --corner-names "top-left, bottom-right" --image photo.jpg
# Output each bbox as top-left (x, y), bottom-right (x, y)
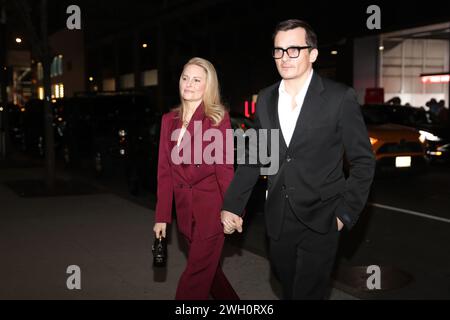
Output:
top-left (155, 103), bottom-right (238, 300)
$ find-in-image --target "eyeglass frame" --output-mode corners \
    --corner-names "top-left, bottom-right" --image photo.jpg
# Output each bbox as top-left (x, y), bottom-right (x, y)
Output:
top-left (272, 46), bottom-right (312, 59)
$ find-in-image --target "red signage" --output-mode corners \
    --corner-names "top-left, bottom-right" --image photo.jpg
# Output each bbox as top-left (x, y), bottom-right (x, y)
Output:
top-left (365, 88), bottom-right (385, 104)
top-left (244, 101), bottom-right (256, 118)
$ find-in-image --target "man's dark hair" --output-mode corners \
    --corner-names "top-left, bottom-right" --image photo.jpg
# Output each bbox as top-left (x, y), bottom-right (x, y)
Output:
top-left (273, 19), bottom-right (318, 49)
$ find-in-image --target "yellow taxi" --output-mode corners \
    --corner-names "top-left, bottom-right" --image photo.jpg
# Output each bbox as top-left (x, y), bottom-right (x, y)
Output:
top-left (362, 105), bottom-right (427, 172)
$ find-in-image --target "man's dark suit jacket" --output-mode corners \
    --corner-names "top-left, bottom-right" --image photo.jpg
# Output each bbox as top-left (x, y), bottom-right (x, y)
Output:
top-left (222, 72), bottom-right (376, 239)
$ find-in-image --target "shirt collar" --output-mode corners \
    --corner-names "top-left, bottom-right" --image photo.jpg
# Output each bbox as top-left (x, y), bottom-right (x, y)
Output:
top-left (279, 69), bottom-right (314, 102)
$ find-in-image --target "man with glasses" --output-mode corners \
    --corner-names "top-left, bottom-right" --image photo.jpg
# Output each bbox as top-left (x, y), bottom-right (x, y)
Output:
top-left (221, 19), bottom-right (375, 299)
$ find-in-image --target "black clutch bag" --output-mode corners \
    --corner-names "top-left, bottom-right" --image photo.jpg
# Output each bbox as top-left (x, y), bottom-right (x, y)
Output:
top-left (152, 236), bottom-right (167, 267)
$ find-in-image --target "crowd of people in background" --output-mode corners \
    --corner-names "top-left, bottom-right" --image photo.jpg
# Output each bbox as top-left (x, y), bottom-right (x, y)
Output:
top-left (386, 96), bottom-right (449, 126)
top-left (425, 98), bottom-right (448, 124)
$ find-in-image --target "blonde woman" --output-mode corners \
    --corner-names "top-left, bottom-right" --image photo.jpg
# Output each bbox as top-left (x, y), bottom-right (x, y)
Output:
top-left (153, 57), bottom-right (239, 300)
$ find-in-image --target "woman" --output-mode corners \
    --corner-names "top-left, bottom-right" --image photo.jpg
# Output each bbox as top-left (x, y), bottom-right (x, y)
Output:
top-left (153, 57), bottom-right (239, 300)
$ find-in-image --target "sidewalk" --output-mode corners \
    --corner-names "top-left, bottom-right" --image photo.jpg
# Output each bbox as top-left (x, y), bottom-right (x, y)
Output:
top-left (0, 165), bottom-right (357, 300)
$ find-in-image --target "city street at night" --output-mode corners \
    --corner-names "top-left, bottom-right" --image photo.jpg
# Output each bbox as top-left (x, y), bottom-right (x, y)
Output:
top-left (1, 0), bottom-right (450, 305)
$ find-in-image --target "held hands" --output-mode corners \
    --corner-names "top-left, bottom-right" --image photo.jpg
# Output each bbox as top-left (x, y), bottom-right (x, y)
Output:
top-left (153, 222), bottom-right (167, 238)
top-left (221, 210), bottom-right (243, 234)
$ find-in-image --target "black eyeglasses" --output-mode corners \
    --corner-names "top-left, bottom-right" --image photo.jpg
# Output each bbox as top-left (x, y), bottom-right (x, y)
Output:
top-left (272, 46), bottom-right (312, 59)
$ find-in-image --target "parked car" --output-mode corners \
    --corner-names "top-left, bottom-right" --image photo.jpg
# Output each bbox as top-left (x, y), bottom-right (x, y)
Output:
top-left (384, 104), bottom-right (449, 163)
top-left (361, 105), bottom-right (427, 173)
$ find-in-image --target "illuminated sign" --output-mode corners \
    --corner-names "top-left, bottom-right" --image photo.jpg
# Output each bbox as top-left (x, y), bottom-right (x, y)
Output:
top-left (420, 73), bottom-right (450, 84)
top-left (244, 101), bottom-right (256, 118)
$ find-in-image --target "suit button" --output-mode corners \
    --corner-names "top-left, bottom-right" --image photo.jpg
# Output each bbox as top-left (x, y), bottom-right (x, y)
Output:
top-left (286, 156), bottom-right (292, 162)
top-left (281, 185), bottom-right (286, 190)
top-left (285, 194), bottom-right (289, 199)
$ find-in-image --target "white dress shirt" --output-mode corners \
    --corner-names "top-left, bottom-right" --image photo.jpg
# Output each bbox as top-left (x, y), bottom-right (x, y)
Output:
top-left (277, 70), bottom-right (314, 147)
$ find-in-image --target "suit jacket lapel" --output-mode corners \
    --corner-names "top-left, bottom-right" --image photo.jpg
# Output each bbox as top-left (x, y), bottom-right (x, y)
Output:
top-left (170, 103), bottom-right (205, 182)
top-left (264, 85), bottom-right (285, 190)
top-left (266, 85), bottom-right (288, 155)
top-left (175, 103), bottom-right (205, 150)
top-left (287, 72), bottom-right (325, 151)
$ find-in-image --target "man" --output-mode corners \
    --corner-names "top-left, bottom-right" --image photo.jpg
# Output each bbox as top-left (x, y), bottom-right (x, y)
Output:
top-left (221, 19), bottom-right (375, 299)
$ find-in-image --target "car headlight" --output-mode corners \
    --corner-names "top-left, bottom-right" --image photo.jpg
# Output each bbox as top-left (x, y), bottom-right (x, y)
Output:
top-left (370, 137), bottom-right (378, 145)
top-left (419, 130), bottom-right (442, 143)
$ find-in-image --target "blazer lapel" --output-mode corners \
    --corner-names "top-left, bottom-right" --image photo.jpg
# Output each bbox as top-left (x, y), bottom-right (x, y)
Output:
top-left (287, 71), bottom-right (326, 151)
top-left (266, 84), bottom-right (288, 154)
top-left (167, 113), bottom-right (188, 182)
top-left (175, 103), bottom-right (205, 150)
top-left (169, 103), bottom-right (205, 182)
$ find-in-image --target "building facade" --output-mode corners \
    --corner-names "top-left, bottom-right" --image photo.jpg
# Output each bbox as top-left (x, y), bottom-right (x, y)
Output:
top-left (353, 22), bottom-right (450, 108)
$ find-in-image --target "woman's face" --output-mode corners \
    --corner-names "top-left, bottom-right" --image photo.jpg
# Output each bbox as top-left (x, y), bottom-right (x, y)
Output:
top-left (179, 64), bottom-right (207, 104)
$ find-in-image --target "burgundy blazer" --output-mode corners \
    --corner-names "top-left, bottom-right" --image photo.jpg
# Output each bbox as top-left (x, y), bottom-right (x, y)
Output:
top-left (155, 103), bottom-right (234, 240)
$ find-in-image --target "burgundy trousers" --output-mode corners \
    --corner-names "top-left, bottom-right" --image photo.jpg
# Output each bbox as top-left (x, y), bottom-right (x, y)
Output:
top-left (175, 223), bottom-right (239, 300)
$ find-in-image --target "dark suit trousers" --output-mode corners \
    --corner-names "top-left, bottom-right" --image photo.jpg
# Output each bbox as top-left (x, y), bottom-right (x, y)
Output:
top-left (269, 201), bottom-right (340, 300)
top-left (175, 222), bottom-right (239, 300)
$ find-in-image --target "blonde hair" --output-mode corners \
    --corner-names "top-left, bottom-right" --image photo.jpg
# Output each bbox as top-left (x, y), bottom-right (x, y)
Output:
top-left (177, 57), bottom-right (225, 126)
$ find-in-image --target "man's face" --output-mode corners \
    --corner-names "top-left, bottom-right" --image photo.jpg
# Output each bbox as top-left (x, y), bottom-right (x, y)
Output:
top-left (273, 27), bottom-right (318, 81)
